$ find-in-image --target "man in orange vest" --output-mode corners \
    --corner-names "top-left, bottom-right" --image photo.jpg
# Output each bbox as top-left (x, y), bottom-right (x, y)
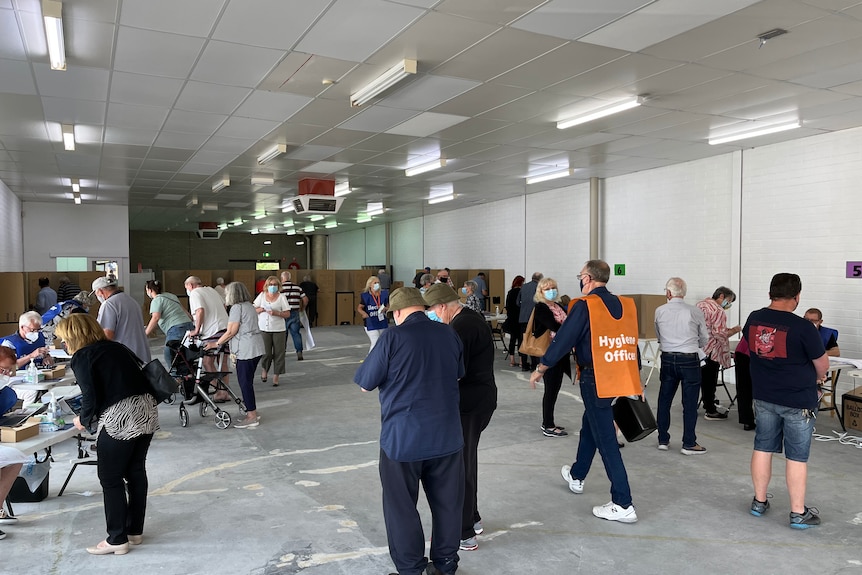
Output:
top-left (530, 260), bottom-right (641, 523)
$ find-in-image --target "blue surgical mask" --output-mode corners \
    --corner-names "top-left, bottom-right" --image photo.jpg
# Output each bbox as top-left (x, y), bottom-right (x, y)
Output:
top-left (461, 287), bottom-right (468, 295)
top-left (372, 283), bottom-right (380, 291)
top-left (426, 310), bottom-right (443, 323)
top-left (722, 299), bottom-right (733, 310)
top-left (267, 285), bottom-right (278, 294)
top-left (544, 289), bottom-right (558, 300)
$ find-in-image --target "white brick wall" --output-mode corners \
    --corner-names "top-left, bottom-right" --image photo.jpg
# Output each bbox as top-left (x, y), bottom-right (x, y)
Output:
top-left (0, 181), bottom-right (23, 272)
top-left (391, 217), bottom-right (422, 285)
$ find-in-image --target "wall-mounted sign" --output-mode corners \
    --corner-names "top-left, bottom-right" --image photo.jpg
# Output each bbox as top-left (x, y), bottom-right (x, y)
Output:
top-left (846, 262), bottom-right (862, 278)
top-left (614, 264), bottom-right (626, 276)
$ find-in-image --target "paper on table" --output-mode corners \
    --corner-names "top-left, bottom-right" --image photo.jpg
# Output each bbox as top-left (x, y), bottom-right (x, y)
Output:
top-left (49, 348), bottom-right (72, 359)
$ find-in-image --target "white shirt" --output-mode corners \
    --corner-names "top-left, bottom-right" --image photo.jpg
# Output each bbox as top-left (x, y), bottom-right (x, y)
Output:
top-left (189, 286), bottom-right (228, 338)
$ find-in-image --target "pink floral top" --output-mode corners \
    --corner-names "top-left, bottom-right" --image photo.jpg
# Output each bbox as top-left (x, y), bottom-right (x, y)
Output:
top-left (696, 297), bottom-right (732, 368)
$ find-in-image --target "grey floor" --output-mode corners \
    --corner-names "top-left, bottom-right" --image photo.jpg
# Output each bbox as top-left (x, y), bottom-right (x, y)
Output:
top-left (3, 325), bottom-right (860, 575)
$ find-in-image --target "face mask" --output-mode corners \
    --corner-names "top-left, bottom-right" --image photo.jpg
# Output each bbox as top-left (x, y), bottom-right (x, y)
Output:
top-left (24, 331), bottom-right (39, 343)
top-left (0, 374), bottom-right (8, 390)
top-left (267, 285), bottom-right (278, 294)
top-left (461, 287), bottom-right (468, 295)
top-left (97, 294), bottom-right (106, 304)
top-left (544, 289), bottom-right (558, 300)
top-left (372, 283), bottom-right (380, 291)
top-left (186, 289), bottom-right (193, 297)
top-left (579, 278), bottom-right (586, 292)
top-left (419, 287), bottom-right (427, 294)
top-left (722, 300), bottom-right (732, 310)
top-left (426, 310), bottom-right (444, 323)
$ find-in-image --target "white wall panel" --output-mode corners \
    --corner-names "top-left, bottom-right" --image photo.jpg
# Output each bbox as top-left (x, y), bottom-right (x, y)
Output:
top-left (391, 217), bottom-right (423, 286)
top-left (0, 181), bottom-right (23, 271)
top-left (364, 224), bottom-right (386, 267)
top-left (328, 228), bottom-right (366, 269)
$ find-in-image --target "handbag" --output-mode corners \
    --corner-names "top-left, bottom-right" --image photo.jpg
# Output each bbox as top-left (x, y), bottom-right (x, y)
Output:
top-left (519, 309), bottom-right (551, 357)
top-left (613, 395), bottom-right (657, 442)
top-left (127, 348), bottom-right (175, 403)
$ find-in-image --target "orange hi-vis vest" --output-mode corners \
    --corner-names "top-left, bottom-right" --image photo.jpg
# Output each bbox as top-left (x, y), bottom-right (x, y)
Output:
top-left (584, 295), bottom-right (642, 398)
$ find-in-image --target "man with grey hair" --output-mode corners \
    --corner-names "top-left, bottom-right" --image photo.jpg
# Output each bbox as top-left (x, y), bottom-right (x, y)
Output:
top-left (377, 268), bottom-right (391, 290)
top-left (92, 276), bottom-right (151, 362)
top-left (655, 277), bottom-right (709, 455)
top-left (214, 277), bottom-right (226, 303)
top-left (184, 276), bottom-right (230, 401)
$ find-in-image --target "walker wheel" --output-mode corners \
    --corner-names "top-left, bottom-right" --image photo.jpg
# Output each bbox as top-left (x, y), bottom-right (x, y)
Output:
top-left (179, 405), bottom-right (189, 427)
top-left (200, 402), bottom-right (209, 418)
top-left (215, 411), bottom-right (231, 429)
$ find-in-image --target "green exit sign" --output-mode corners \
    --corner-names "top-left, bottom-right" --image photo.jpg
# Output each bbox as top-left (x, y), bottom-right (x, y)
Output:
top-left (614, 264), bottom-right (626, 276)
top-left (263, 251), bottom-right (271, 257)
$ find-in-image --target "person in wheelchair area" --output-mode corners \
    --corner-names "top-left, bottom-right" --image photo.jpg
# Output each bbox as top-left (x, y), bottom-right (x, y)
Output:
top-left (205, 282), bottom-right (264, 429)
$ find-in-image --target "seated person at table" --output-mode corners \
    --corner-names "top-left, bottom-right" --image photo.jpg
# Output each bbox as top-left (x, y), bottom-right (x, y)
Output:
top-left (803, 308), bottom-right (840, 357)
top-left (1, 312), bottom-right (55, 405)
top-left (0, 346), bottom-right (28, 531)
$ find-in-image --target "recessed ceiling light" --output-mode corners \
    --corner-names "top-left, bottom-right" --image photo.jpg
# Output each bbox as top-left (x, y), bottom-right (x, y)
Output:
top-left (42, 0), bottom-right (66, 71)
top-left (61, 124), bottom-right (75, 150)
top-left (405, 158), bottom-right (446, 177)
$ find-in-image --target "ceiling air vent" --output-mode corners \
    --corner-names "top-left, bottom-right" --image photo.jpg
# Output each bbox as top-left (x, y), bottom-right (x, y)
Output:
top-left (289, 195), bottom-right (344, 214)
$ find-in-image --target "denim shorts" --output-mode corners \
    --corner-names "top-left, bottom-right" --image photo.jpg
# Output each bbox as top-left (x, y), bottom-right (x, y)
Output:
top-left (753, 399), bottom-right (815, 462)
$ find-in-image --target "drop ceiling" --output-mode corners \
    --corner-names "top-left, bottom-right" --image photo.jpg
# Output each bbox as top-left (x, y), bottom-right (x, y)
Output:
top-left (3, 0), bottom-right (862, 235)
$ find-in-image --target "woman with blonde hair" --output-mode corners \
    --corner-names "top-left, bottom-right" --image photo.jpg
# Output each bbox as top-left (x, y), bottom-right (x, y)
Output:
top-left (356, 275), bottom-right (389, 353)
top-left (56, 314), bottom-right (159, 555)
top-left (529, 277), bottom-right (571, 437)
top-left (253, 275), bottom-right (290, 386)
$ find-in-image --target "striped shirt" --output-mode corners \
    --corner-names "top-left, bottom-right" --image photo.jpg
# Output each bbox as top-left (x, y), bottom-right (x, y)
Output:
top-left (280, 281), bottom-right (306, 311)
top-left (99, 394), bottom-right (159, 440)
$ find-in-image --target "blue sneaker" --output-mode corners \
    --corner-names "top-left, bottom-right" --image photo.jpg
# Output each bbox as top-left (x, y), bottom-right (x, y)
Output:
top-left (789, 507), bottom-right (820, 529)
top-left (750, 496), bottom-right (770, 517)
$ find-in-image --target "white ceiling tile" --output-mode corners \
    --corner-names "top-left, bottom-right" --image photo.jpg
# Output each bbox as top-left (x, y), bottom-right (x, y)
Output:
top-left (339, 106), bottom-right (419, 132)
top-left (300, 161), bottom-right (353, 174)
top-left (215, 0), bottom-right (329, 49)
top-left (109, 72), bottom-right (184, 107)
top-left (163, 110), bottom-right (228, 134)
top-left (0, 58), bottom-right (36, 94)
top-left (191, 40), bottom-right (285, 88)
top-left (104, 127), bottom-right (157, 146)
top-left (114, 26), bottom-right (205, 78)
top-left (285, 145), bottom-right (343, 161)
top-left (0, 8), bottom-right (26, 59)
top-left (120, 0), bottom-right (223, 36)
top-left (63, 0), bottom-right (119, 23)
top-left (385, 112), bottom-right (469, 137)
top-left (234, 91), bottom-right (312, 121)
top-left (295, 0), bottom-right (424, 61)
top-left (380, 76), bottom-right (480, 111)
top-left (41, 97), bottom-right (106, 125)
top-left (579, 0), bottom-right (761, 52)
top-left (435, 0), bottom-right (546, 26)
top-left (179, 162), bottom-right (223, 175)
top-left (512, 0), bottom-right (652, 40)
top-left (106, 102), bottom-right (170, 130)
top-left (66, 18), bottom-right (115, 69)
top-left (153, 193), bottom-right (186, 201)
top-left (174, 81), bottom-right (252, 115)
top-left (215, 116), bottom-right (281, 139)
top-left (794, 61), bottom-right (862, 89)
top-left (33, 63), bottom-right (109, 100)
top-left (189, 149), bottom-right (240, 166)
top-left (205, 136), bottom-right (256, 154)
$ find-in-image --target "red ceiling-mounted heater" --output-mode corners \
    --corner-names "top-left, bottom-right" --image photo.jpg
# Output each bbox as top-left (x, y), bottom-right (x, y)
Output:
top-left (290, 178), bottom-right (344, 215)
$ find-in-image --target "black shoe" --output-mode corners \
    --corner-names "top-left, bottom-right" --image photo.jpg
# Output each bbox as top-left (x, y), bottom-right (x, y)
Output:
top-left (789, 506), bottom-right (820, 529)
top-left (297, 351), bottom-right (304, 361)
top-left (521, 365), bottom-right (531, 372)
top-left (744, 423), bottom-right (756, 431)
top-left (704, 411), bottom-right (728, 420)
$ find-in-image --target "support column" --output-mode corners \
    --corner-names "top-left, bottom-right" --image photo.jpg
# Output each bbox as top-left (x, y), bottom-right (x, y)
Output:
top-left (590, 177), bottom-right (600, 259)
top-left (311, 234), bottom-right (327, 270)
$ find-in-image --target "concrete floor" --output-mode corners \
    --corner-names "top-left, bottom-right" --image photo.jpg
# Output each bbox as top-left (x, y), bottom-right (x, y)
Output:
top-left (2, 325), bottom-right (861, 575)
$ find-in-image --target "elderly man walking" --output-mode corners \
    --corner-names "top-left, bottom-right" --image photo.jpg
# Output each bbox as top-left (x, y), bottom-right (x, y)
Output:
top-left (354, 287), bottom-right (465, 575)
top-left (654, 277), bottom-right (709, 455)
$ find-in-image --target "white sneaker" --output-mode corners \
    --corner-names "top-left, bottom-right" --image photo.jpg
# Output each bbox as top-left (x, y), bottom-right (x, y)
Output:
top-left (657, 443), bottom-right (669, 451)
top-left (0, 509), bottom-right (17, 525)
top-left (560, 465), bottom-right (584, 494)
top-left (592, 501), bottom-right (637, 523)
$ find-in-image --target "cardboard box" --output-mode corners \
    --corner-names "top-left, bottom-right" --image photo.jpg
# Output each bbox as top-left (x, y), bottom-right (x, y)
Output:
top-left (0, 417), bottom-right (40, 442)
top-left (842, 387), bottom-right (862, 431)
top-left (622, 294), bottom-right (667, 340)
top-left (41, 365), bottom-right (66, 380)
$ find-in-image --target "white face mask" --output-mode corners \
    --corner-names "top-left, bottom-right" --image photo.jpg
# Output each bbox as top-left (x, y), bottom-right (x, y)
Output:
top-left (96, 294), bottom-right (106, 304)
top-left (24, 331), bottom-right (39, 343)
top-left (0, 374), bottom-right (9, 390)
top-left (186, 289), bottom-right (193, 297)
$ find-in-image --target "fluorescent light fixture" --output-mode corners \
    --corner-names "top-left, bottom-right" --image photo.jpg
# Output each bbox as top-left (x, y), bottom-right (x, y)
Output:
top-left (218, 223), bottom-right (228, 230)
top-left (250, 229), bottom-right (259, 235)
top-left (62, 124), bottom-right (75, 150)
top-left (405, 158), bottom-right (446, 177)
top-left (557, 97), bottom-right (643, 130)
top-left (526, 168), bottom-right (574, 185)
top-left (73, 193), bottom-right (81, 205)
top-left (708, 121), bottom-right (802, 145)
top-left (304, 225), bottom-right (314, 233)
top-left (263, 240), bottom-right (272, 245)
top-left (296, 240), bottom-right (305, 246)
top-left (42, 0), bottom-right (66, 71)
top-left (186, 195), bottom-right (198, 207)
top-left (366, 202), bottom-right (385, 217)
top-left (282, 204), bottom-right (295, 213)
top-left (308, 214), bottom-right (324, 222)
top-left (233, 218), bottom-right (243, 226)
top-left (201, 202), bottom-right (218, 211)
top-left (70, 178), bottom-right (80, 193)
top-left (254, 213), bottom-right (266, 220)
top-left (286, 229), bottom-right (297, 235)
top-left (334, 181), bottom-right (351, 197)
top-left (351, 59), bottom-right (417, 107)
top-left (325, 221), bottom-right (338, 229)
top-left (251, 175), bottom-right (274, 186)
top-left (211, 177), bottom-right (229, 193)
top-left (257, 143), bottom-right (287, 165)
top-left (428, 194), bottom-right (454, 205)
top-left (283, 219), bottom-right (294, 227)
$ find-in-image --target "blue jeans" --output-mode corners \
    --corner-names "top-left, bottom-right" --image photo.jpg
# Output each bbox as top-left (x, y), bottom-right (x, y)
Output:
top-left (657, 352), bottom-right (701, 448)
top-left (754, 399), bottom-right (815, 462)
top-left (164, 322), bottom-right (195, 365)
top-left (570, 371), bottom-right (633, 508)
top-left (284, 314), bottom-right (303, 352)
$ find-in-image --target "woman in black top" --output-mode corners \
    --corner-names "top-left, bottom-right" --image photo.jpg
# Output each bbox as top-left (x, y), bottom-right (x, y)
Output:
top-left (529, 277), bottom-right (571, 437)
top-left (56, 314), bottom-right (159, 556)
top-left (503, 275), bottom-right (525, 368)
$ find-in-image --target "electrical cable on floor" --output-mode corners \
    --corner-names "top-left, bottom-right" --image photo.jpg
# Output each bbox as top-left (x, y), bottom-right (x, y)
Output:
top-left (812, 428), bottom-right (862, 447)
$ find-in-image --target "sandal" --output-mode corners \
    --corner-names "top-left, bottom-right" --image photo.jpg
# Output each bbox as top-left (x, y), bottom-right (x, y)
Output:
top-left (272, 380), bottom-right (279, 387)
top-left (261, 372), bottom-right (267, 383)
